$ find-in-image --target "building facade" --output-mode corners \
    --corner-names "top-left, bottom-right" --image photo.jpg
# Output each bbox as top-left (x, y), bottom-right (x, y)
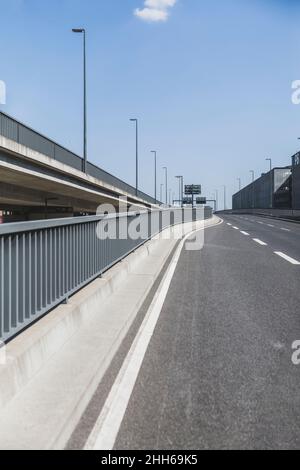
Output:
top-left (232, 167), bottom-right (292, 210)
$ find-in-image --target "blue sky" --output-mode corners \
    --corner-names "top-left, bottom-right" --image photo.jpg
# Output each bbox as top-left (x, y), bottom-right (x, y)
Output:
top-left (1, 0), bottom-right (300, 207)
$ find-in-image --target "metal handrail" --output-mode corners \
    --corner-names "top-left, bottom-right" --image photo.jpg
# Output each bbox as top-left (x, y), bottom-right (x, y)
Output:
top-left (0, 207), bottom-right (212, 343)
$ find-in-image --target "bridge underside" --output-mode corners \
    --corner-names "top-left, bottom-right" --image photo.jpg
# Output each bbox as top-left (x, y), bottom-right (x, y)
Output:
top-left (0, 149), bottom-right (151, 222)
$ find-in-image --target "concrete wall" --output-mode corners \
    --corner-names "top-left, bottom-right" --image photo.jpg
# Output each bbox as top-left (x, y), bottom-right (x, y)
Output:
top-left (219, 208), bottom-right (300, 220)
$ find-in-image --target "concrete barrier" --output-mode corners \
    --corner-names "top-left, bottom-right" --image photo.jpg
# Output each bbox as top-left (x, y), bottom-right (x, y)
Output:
top-left (0, 216), bottom-right (220, 449)
top-left (0, 216), bottom-right (216, 414)
top-left (218, 208), bottom-right (300, 222)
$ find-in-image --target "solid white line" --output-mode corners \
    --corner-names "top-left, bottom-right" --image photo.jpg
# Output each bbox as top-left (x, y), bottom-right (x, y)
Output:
top-left (84, 219), bottom-right (223, 451)
top-left (280, 228), bottom-right (291, 232)
top-left (240, 231), bottom-right (250, 236)
top-left (253, 238), bottom-right (268, 246)
top-left (233, 226), bottom-right (239, 230)
top-left (274, 252), bottom-right (300, 265)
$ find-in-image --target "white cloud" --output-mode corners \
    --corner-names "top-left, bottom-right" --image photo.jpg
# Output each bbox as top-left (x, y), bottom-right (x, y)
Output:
top-left (134, 0), bottom-right (177, 22)
top-left (145, 0), bottom-right (176, 7)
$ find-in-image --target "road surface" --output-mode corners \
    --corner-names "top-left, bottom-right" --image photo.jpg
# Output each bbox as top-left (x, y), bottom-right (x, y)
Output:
top-left (69, 214), bottom-right (300, 450)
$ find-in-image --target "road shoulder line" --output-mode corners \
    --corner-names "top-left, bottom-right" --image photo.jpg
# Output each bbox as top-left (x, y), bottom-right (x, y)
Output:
top-left (84, 219), bottom-right (223, 450)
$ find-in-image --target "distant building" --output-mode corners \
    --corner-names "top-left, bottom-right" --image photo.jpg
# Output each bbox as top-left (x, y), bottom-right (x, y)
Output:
top-left (232, 167), bottom-right (292, 210)
top-left (292, 152), bottom-right (300, 210)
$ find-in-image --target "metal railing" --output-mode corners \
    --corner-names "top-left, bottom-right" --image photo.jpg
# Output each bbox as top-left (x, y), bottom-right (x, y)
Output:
top-left (0, 207), bottom-right (212, 342)
top-left (0, 111), bottom-right (158, 205)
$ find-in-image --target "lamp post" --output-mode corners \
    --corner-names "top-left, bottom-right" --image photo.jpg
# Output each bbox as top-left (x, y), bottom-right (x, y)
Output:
top-left (211, 194), bottom-right (217, 212)
top-left (250, 170), bottom-right (255, 209)
top-left (210, 195), bottom-right (214, 210)
top-left (160, 184), bottom-right (164, 204)
top-left (266, 158), bottom-right (273, 209)
top-left (175, 176), bottom-right (183, 207)
top-left (223, 185), bottom-right (227, 211)
top-left (214, 189), bottom-right (219, 211)
top-left (151, 151), bottom-right (157, 204)
top-left (163, 167), bottom-right (168, 205)
top-left (130, 119), bottom-right (139, 196)
top-left (72, 28), bottom-right (87, 173)
top-left (266, 158), bottom-right (272, 172)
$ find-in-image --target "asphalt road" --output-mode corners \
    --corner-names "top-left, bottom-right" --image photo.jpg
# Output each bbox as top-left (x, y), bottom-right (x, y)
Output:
top-left (71, 214), bottom-right (300, 450)
top-left (114, 214), bottom-right (300, 450)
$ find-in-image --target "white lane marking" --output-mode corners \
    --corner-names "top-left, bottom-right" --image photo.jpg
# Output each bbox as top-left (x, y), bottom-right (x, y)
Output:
top-left (240, 231), bottom-right (250, 236)
top-left (257, 221), bottom-right (264, 225)
top-left (280, 228), bottom-right (291, 232)
top-left (274, 252), bottom-right (300, 265)
top-left (267, 224), bottom-right (274, 228)
top-left (233, 226), bottom-right (239, 230)
top-left (227, 223), bottom-right (232, 226)
top-left (84, 219), bottom-right (224, 451)
top-left (253, 238), bottom-right (268, 246)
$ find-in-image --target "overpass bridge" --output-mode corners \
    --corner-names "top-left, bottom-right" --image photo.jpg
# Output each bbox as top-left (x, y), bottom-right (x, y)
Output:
top-left (0, 112), bottom-right (159, 221)
top-left (2, 211), bottom-right (300, 451)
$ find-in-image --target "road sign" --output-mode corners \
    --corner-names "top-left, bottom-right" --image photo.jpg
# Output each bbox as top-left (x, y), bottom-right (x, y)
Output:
top-left (185, 185), bottom-right (202, 195)
top-left (196, 197), bottom-right (207, 205)
top-left (182, 197), bottom-right (193, 205)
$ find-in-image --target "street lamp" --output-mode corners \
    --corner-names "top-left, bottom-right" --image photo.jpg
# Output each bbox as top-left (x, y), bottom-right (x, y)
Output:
top-left (163, 167), bottom-right (168, 205)
top-left (160, 184), bottom-right (164, 204)
top-left (250, 170), bottom-right (255, 209)
top-left (175, 176), bottom-right (183, 207)
top-left (223, 185), bottom-right (227, 211)
top-left (130, 119), bottom-right (139, 196)
top-left (266, 158), bottom-right (272, 172)
top-left (72, 28), bottom-right (87, 173)
top-left (215, 189), bottom-right (219, 211)
top-left (151, 151), bottom-right (157, 204)
top-left (266, 158), bottom-right (273, 209)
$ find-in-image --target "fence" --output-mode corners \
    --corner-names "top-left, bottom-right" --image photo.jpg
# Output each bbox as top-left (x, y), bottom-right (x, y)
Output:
top-left (0, 207), bottom-right (212, 342)
top-left (0, 111), bottom-right (158, 205)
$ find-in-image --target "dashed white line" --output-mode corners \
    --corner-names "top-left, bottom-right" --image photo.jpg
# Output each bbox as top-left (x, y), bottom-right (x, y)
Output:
top-left (233, 227), bottom-right (239, 230)
top-left (280, 228), bottom-right (291, 232)
top-left (257, 221), bottom-right (264, 225)
top-left (274, 252), bottom-right (300, 265)
top-left (253, 238), bottom-right (268, 246)
top-left (240, 231), bottom-right (250, 236)
top-left (227, 223), bottom-right (232, 226)
top-left (267, 224), bottom-right (274, 228)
